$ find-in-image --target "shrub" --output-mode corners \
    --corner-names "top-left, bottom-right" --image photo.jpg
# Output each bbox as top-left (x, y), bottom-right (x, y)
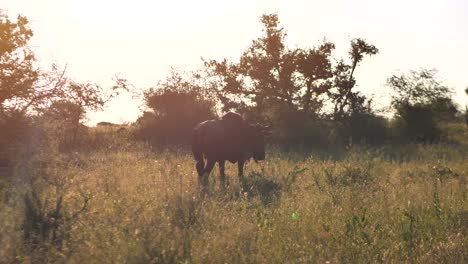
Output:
top-left (135, 70), bottom-right (217, 147)
top-left (392, 103), bottom-right (441, 143)
top-left (345, 113), bottom-right (388, 145)
top-left (0, 112), bottom-right (36, 167)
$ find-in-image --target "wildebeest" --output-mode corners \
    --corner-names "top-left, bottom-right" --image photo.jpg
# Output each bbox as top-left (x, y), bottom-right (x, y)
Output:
top-left (191, 112), bottom-right (270, 191)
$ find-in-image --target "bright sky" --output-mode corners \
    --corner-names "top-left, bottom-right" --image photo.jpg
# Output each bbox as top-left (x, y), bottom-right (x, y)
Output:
top-left (4, 0), bottom-right (468, 125)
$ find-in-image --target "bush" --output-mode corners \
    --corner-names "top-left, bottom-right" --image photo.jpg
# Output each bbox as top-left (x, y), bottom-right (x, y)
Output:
top-left (134, 90), bottom-right (216, 147)
top-left (135, 70), bottom-right (217, 147)
top-left (277, 121), bottom-right (340, 150)
top-left (345, 113), bottom-right (388, 145)
top-left (392, 103), bottom-right (441, 143)
top-left (270, 110), bottom-right (388, 151)
top-left (0, 112), bottom-right (35, 167)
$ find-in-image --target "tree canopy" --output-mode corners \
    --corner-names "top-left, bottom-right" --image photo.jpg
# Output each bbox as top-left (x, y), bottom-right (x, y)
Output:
top-left (0, 12), bottom-right (39, 115)
top-left (387, 68), bottom-right (453, 107)
top-left (204, 14), bottom-right (378, 122)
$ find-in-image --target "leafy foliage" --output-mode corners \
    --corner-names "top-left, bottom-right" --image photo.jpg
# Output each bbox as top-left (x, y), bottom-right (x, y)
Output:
top-left (0, 12), bottom-right (37, 114)
top-left (329, 38), bottom-right (378, 120)
top-left (205, 15), bottom-right (377, 121)
top-left (388, 69), bottom-right (453, 106)
top-left (0, 12), bottom-right (131, 155)
top-left (387, 69), bottom-right (458, 142)
top-left (0, 12), bottom-right (70, 117)
top-left (203, 14), bottom-right (380, 147)
top-left (135, 69), bottom-right (217, 146)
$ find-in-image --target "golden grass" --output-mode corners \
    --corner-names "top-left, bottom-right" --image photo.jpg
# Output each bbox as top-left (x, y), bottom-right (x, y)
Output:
top-left (1, 142), bottom-right (467, 263)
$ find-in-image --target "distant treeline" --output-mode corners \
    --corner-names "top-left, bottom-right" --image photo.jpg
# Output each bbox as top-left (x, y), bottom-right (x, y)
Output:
top-left (133, 15), bottom-right (465, 148)
top-left (0, 12), bottom-right (467, 160)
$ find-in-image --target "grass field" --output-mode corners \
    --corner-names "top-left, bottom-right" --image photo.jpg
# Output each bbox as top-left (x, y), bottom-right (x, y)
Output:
top-left (1, 127), bottom-right (467, 263)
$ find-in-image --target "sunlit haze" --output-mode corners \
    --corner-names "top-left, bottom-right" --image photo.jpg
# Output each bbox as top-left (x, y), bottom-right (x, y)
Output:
top-left (4, 0), bottom-right (468, 125)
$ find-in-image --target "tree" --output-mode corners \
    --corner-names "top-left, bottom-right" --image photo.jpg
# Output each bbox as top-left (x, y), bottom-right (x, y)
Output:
top-left (205, 14), bottom-right (336, 120)
top-left (0, 12), bottom-right (66, 117)
top-left (41, 100), bottom-right (85, 149)
top-left (136, 69), bottom-right (217, 146)
top-left (328, 38), bottom-right (378, 120)
top-left (205, 14), bottom-right (377, 121)
top-left (203, 14), bottom-right (379, 146)
top-left (43, 100), bottom-right (85, 124)
top-left (387, 68), bottom-right (457, 121)
top-left (386, 69), bottom-right (456, 142)
top-left (0, 12), bottom-right (67, 156)
top-left (0, 12), bottom-right (36, 113)
top-left (39, 79), bottom-right (129, 149)
top-left (387, 69), bottom-right (453, 107)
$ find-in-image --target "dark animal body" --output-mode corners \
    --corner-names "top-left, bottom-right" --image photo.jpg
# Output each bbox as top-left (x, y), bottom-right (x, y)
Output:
top-left (191, 112), bottom-right (270, 191)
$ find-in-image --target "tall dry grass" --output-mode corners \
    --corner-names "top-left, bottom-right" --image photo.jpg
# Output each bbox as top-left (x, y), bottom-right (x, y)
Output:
top-left (1, 126), bottom-right (467, 263)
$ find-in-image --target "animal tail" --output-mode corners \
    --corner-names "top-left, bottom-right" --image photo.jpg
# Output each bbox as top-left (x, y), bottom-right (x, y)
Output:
top-left (191, 127), bottom-right (204, 162)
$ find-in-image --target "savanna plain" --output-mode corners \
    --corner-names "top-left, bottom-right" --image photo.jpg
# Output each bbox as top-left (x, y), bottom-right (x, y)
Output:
top-left (1, 124), bottom-right (466, 264)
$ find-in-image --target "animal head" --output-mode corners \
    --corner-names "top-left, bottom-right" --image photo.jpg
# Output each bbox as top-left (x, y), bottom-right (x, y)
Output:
top-left (244, 123), bottom-right (272, 161)
top-left (220, 111), bottom-right (272, 161)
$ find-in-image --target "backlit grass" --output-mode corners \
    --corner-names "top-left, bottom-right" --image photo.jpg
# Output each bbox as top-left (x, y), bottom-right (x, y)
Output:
top-left (1, 141), bottom-right (467, 263)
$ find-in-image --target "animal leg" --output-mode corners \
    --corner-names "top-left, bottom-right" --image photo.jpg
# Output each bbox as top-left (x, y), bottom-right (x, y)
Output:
top-left (218, 160), bottom-right (227, 188)
top-left (195, 158), bottom-right (205, 178)
top-left (238, 160), bottom-right (246, 191)
top-left (200, 159), bottom-right (215, 192)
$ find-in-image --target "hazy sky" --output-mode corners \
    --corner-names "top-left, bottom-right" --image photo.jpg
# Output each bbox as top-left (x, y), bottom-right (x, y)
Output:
top-left (4, 0), bottom-right (468, 125)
